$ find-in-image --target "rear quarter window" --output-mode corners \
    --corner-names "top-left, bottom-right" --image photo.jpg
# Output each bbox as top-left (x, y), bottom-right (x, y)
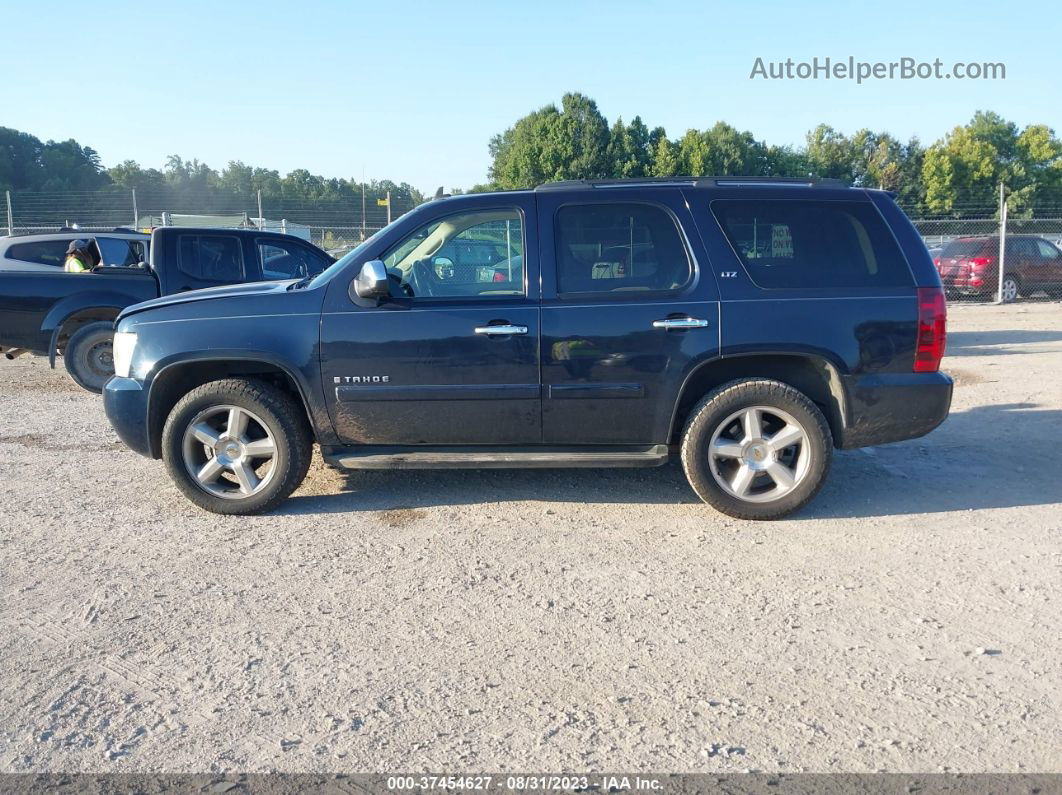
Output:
top-left (711, 200), bottom-right (912, 289)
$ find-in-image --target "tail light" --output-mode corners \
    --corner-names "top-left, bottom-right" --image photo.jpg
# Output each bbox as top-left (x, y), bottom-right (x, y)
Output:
top-left (933, 258), bottom-right (941, 270)
top-left (968, 256), bottom-right (992, 270)
top-left (914, 287), bottom-right (947, 373)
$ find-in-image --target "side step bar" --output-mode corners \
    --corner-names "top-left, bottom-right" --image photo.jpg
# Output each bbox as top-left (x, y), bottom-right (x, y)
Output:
top-left (323, 444), bottom-right (670, 470)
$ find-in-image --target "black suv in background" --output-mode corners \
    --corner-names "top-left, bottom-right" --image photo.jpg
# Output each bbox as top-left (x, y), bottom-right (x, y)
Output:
top-left (104, 178), bottom-right (952, 520)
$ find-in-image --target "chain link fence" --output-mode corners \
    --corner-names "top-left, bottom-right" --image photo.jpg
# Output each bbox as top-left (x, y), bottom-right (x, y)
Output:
top-left (5, 186), bottom-right (1062, 304)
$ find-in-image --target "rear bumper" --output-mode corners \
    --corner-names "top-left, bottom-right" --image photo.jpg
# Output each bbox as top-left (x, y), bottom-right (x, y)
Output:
top-left (103, 376), bottom-right (154, 457)
top-left (838, 371), bottom-right (953, 449)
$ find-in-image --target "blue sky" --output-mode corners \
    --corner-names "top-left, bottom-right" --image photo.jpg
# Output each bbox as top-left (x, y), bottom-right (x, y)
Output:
top-left (3, 0), bottom-right (1058, 192)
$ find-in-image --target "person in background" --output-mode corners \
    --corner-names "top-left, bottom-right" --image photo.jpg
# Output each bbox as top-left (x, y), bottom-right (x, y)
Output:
top-left (64, 239), bottom-right (94, 273)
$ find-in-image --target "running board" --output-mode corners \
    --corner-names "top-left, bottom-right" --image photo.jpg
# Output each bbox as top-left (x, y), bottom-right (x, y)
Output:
top-left (323, 444), bottom-right (670, 470)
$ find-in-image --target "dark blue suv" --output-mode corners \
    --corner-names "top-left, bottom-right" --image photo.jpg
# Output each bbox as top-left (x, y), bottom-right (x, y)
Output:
top-left (103, 178), bottom-right (952, 519)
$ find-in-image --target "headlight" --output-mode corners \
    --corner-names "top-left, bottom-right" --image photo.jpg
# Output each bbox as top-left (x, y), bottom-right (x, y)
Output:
top-left (112, 331), bottom-right (137, 378)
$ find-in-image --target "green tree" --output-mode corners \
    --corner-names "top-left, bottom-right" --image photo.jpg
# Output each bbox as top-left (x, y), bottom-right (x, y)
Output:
top-left (488, 92), bottom-right (611, 188)
top-left (805, 124), bottom-right (857, 181)
top-left (650, 134), bottom-right (679, 176)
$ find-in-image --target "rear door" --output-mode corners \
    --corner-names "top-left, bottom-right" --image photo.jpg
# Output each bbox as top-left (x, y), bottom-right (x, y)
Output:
top-left (1034, 238), bottom-right (1062, 289)
top-left (1009, 237), bottom-right (1039, 291)
top-left (537, 188), bottom-right (719, 444)
top-left (156, 231), bottom-right (248, 293)
top-left (319, 196), bottom-right (540, 445)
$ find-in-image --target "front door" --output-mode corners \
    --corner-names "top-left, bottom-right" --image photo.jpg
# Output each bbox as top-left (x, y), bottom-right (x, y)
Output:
top-left (537, 188), bottom-right (720, 444)
top-left (320, 198), bottom-right (540, 445)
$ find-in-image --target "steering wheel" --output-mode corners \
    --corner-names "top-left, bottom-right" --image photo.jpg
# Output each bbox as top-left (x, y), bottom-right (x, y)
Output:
top-left (406, 258), bottom-right (438, 298)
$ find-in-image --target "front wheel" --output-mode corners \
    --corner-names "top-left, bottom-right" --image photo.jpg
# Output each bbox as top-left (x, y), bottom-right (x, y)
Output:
top-left (162, 378), bottom-right (313, 515)
top-left (680, 379), bottom-right (832, 520)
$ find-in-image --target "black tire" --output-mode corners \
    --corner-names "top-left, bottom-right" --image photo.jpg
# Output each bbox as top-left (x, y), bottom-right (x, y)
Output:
top-left (63, 321), bottom-right (115, 393)
top-left (680, 378), bottom-right (833, 520)
top-left (161, 378), bottom-right (313, 515)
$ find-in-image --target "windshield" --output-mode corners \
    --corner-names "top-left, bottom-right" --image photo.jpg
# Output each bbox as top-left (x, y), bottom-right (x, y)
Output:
top-left (305, 227), bottom-right (386, 289)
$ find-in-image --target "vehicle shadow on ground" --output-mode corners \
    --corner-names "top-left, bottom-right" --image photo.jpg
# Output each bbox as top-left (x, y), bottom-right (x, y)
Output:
top-left (280, 400), bottom-right (1062, 520)
top-left (947, 328), bottom-right (1062, 356)
top-left (799, 400), bottom-right (1062, 519)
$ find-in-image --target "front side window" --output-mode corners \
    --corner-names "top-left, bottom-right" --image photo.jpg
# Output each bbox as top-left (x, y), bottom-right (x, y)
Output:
top-left (258, 239), bottom-right (332, 280)
top-left (178, 235), bottom-right (244, 282)
top-left (6, 239), bottom-right (76, 267)
top-left (712, 200), bottom-right (912, 289)
top-left (380, 209), bottom-right (524, 299)
top-left (554, 203), bottom-right (691, 295)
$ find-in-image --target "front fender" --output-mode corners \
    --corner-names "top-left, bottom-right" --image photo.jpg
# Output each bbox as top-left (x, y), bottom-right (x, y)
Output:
top-left (142, 350), bottom-right (335, 457)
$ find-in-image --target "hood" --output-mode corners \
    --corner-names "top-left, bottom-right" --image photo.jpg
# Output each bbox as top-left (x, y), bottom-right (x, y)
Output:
top-left (119, 279), bottom-right (297, 320)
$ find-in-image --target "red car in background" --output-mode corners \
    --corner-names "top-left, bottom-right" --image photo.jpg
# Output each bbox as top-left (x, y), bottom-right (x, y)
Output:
top-left (935, 235), bottom-right (1062, 300)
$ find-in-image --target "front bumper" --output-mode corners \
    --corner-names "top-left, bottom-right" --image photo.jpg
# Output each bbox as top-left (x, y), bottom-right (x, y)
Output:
top-left (103, 376), bottom-right (154, 458)
top-left (838, 371), bottom-right (953, 449)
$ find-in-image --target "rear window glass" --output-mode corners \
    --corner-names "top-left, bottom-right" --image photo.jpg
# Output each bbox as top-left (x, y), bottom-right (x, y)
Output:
top-left (941, 239), bottom-right (989, 258)
top-left (178, 235), bottom-right (244, 282)
top-left (711, 200), bottom-right (911, 289)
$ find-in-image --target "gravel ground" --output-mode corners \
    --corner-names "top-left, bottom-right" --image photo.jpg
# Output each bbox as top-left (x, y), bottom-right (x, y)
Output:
top-left (1, 302), bottom-right (1060, 774)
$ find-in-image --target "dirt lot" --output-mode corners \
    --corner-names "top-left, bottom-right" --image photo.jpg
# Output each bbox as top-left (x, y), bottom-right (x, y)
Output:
top-left (1, 302), bottom-right (1060, 774)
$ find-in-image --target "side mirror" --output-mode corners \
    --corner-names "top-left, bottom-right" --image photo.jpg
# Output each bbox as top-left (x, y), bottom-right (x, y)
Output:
top-left (353, 259), bottom-right (389, 300)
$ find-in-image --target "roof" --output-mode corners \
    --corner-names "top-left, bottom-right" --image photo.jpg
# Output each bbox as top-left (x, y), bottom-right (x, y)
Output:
top-left (2, 229), bottom-right (149, 240)
top-left (534, 176), bottom-right (850, 191)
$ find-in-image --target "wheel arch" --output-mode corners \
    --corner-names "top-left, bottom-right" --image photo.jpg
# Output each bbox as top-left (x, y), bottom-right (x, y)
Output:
top-left (145, 354), bottom-right (317, 458)
top-left (46, 306), bottom-right (123, 368)
top-left (668, 353), bottom-right (847, 447)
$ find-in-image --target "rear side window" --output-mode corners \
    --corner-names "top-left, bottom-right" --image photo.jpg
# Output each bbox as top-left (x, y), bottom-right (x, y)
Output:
top-left (1036, 239), bottom-right (1062, 260)
top-left (5, 239), bottom-right (75, 267)
top-left (258, 238), bottom-right (332, 280)
top-left (555, 203), bottom-right (691, 295)
top-left (711, 200), bottom-right (911, 289)
top-left (178, 235), bottom-right (244, 282)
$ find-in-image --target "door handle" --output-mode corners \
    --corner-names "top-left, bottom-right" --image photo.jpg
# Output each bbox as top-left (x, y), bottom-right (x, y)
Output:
top-left (652, 317), bottom-right (710, 330)
top-left (474, 324), bottom-right (528, 336)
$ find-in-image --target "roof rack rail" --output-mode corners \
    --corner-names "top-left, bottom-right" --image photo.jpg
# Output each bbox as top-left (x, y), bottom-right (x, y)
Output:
top-left (535, 176), bottom-right (849, 191)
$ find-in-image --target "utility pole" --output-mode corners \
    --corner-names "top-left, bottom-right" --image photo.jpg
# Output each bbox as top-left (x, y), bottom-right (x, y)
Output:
top-left (361, 181), bottom-right (366, 238)
top-left (386, 190), bottom-right (392, 225)
top-left (257, 189), bottom-right (264, 229)
top-left (997, 182), bottom-right (1008, 303)
top-left (5, 191), bottom-right (13, 236)
top-left (131, 189), bottom-right (138, 229)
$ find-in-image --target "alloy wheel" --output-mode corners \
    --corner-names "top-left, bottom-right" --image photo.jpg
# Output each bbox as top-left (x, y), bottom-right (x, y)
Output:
top-left (1001, 278), bottom-right (1018, 302)
top-left (707, 405), bottom-right (812, 503)
top-left (181, 405), bottom-right (278, 499)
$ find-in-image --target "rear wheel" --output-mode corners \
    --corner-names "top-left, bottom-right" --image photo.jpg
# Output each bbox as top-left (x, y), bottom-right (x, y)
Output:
top-left (1001, 275), bottom-right (1021, 302)
top-left (681, 379), bottom-right (832, 520)
top-left (162, 378), bottom-right (312, 515)
top-left (63, 321), bottom-right (115, 392)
